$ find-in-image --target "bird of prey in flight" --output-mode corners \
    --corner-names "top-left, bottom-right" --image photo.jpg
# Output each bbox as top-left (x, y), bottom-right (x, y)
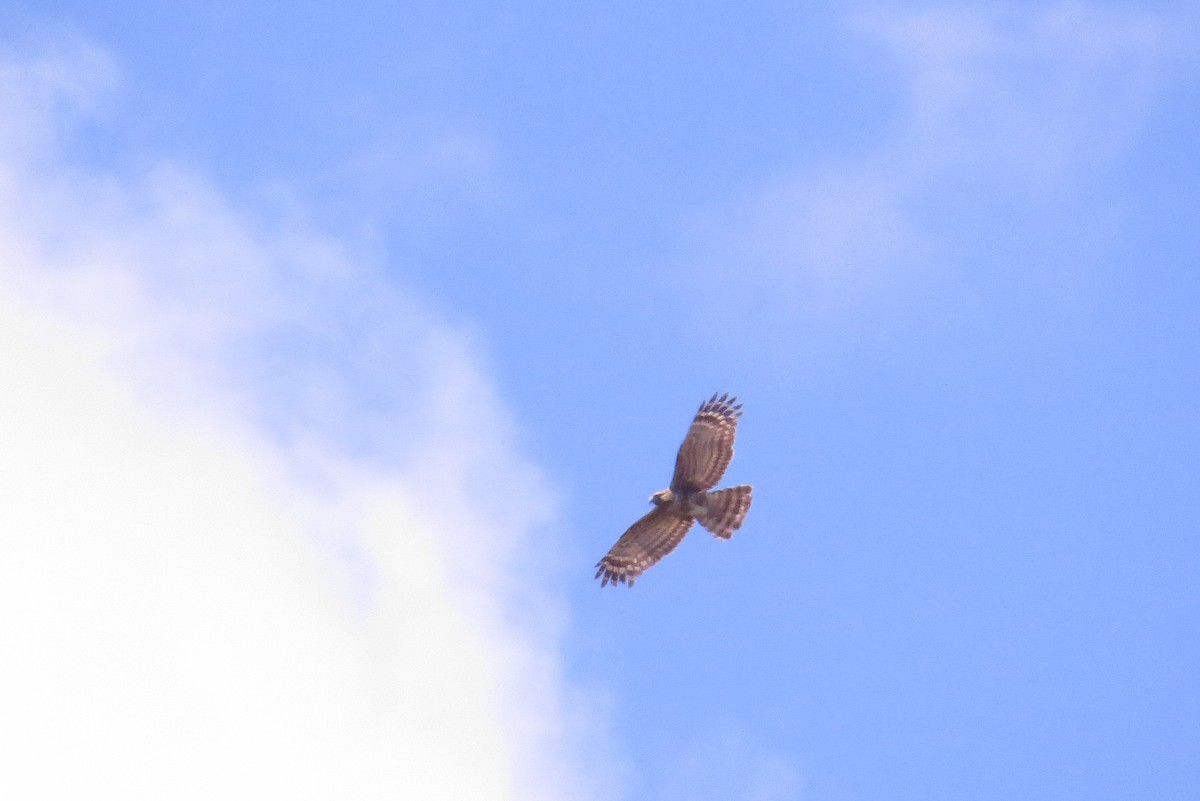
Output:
top-left (595, 393), bottom-right (752, 587)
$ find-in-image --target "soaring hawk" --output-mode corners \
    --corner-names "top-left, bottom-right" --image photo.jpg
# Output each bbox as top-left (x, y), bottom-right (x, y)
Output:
top-left (595, 393), bottom-right (753, 587)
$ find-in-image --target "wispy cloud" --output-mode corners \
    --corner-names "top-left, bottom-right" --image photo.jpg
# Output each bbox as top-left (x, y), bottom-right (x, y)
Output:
top-left (0, 37), bottom-right (617, 801)
top-left (655, 729), bottom-right (804, 801)
top-left (685, 3), bottom-right (1182, 338)
top-left (864, 2), bottom-right (1169, 189)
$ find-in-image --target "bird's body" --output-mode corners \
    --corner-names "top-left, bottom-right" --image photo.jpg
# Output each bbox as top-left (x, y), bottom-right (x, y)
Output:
top-left (595, 393), bottom-right (753, 587)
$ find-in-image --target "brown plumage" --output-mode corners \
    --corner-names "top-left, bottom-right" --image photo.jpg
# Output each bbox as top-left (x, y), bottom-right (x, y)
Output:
top-left (595, 393), bottom-right (753, 587)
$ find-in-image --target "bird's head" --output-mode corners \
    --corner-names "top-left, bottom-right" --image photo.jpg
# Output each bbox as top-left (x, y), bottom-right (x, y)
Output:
top-left (649, 489), bottom-right (674, 506)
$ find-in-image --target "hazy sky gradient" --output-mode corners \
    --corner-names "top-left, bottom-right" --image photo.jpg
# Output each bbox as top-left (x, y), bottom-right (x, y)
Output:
top-left (2, 3), bottom-right (1198, 799)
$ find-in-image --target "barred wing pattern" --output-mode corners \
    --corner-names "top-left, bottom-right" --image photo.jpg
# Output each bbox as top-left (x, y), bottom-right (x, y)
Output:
top-left (670, 393), bottom-right (743, 493)
top-left (594, 506), bottom-right (696, 587)
top-left (695, 485), bottom-right (753, 540)
top-left (596, 392), bottom-right (753, 588)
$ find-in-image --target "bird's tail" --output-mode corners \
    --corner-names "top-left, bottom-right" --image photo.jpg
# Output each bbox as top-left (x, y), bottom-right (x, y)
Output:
top-left (697, 485), bottom-right (752, 539)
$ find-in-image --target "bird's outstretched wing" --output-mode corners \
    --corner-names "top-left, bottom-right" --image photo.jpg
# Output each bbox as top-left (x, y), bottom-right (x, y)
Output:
top-left (594, 506), bottom-right (696, 587)
top-left (669, 392), bottom-right (743, 494)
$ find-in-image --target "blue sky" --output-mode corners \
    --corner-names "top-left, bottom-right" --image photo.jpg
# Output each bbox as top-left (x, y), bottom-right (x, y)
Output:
top-left (1, 2), bottom-right (1198, 799)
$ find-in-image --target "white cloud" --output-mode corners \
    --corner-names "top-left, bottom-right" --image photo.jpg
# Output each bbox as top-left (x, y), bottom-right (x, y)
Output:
top-left (863, 2), bottom-right (1169, 190)
top-left (0, 32), bottom-right (117, 160)
top-left (686, 3), bottom-right (1178, 332)
top-left (690, 163), bottom-right (927, 327)
top-left (655, 729), bottom-right (804, 801)
top-left (0, 38), bottom-right (617, 801)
